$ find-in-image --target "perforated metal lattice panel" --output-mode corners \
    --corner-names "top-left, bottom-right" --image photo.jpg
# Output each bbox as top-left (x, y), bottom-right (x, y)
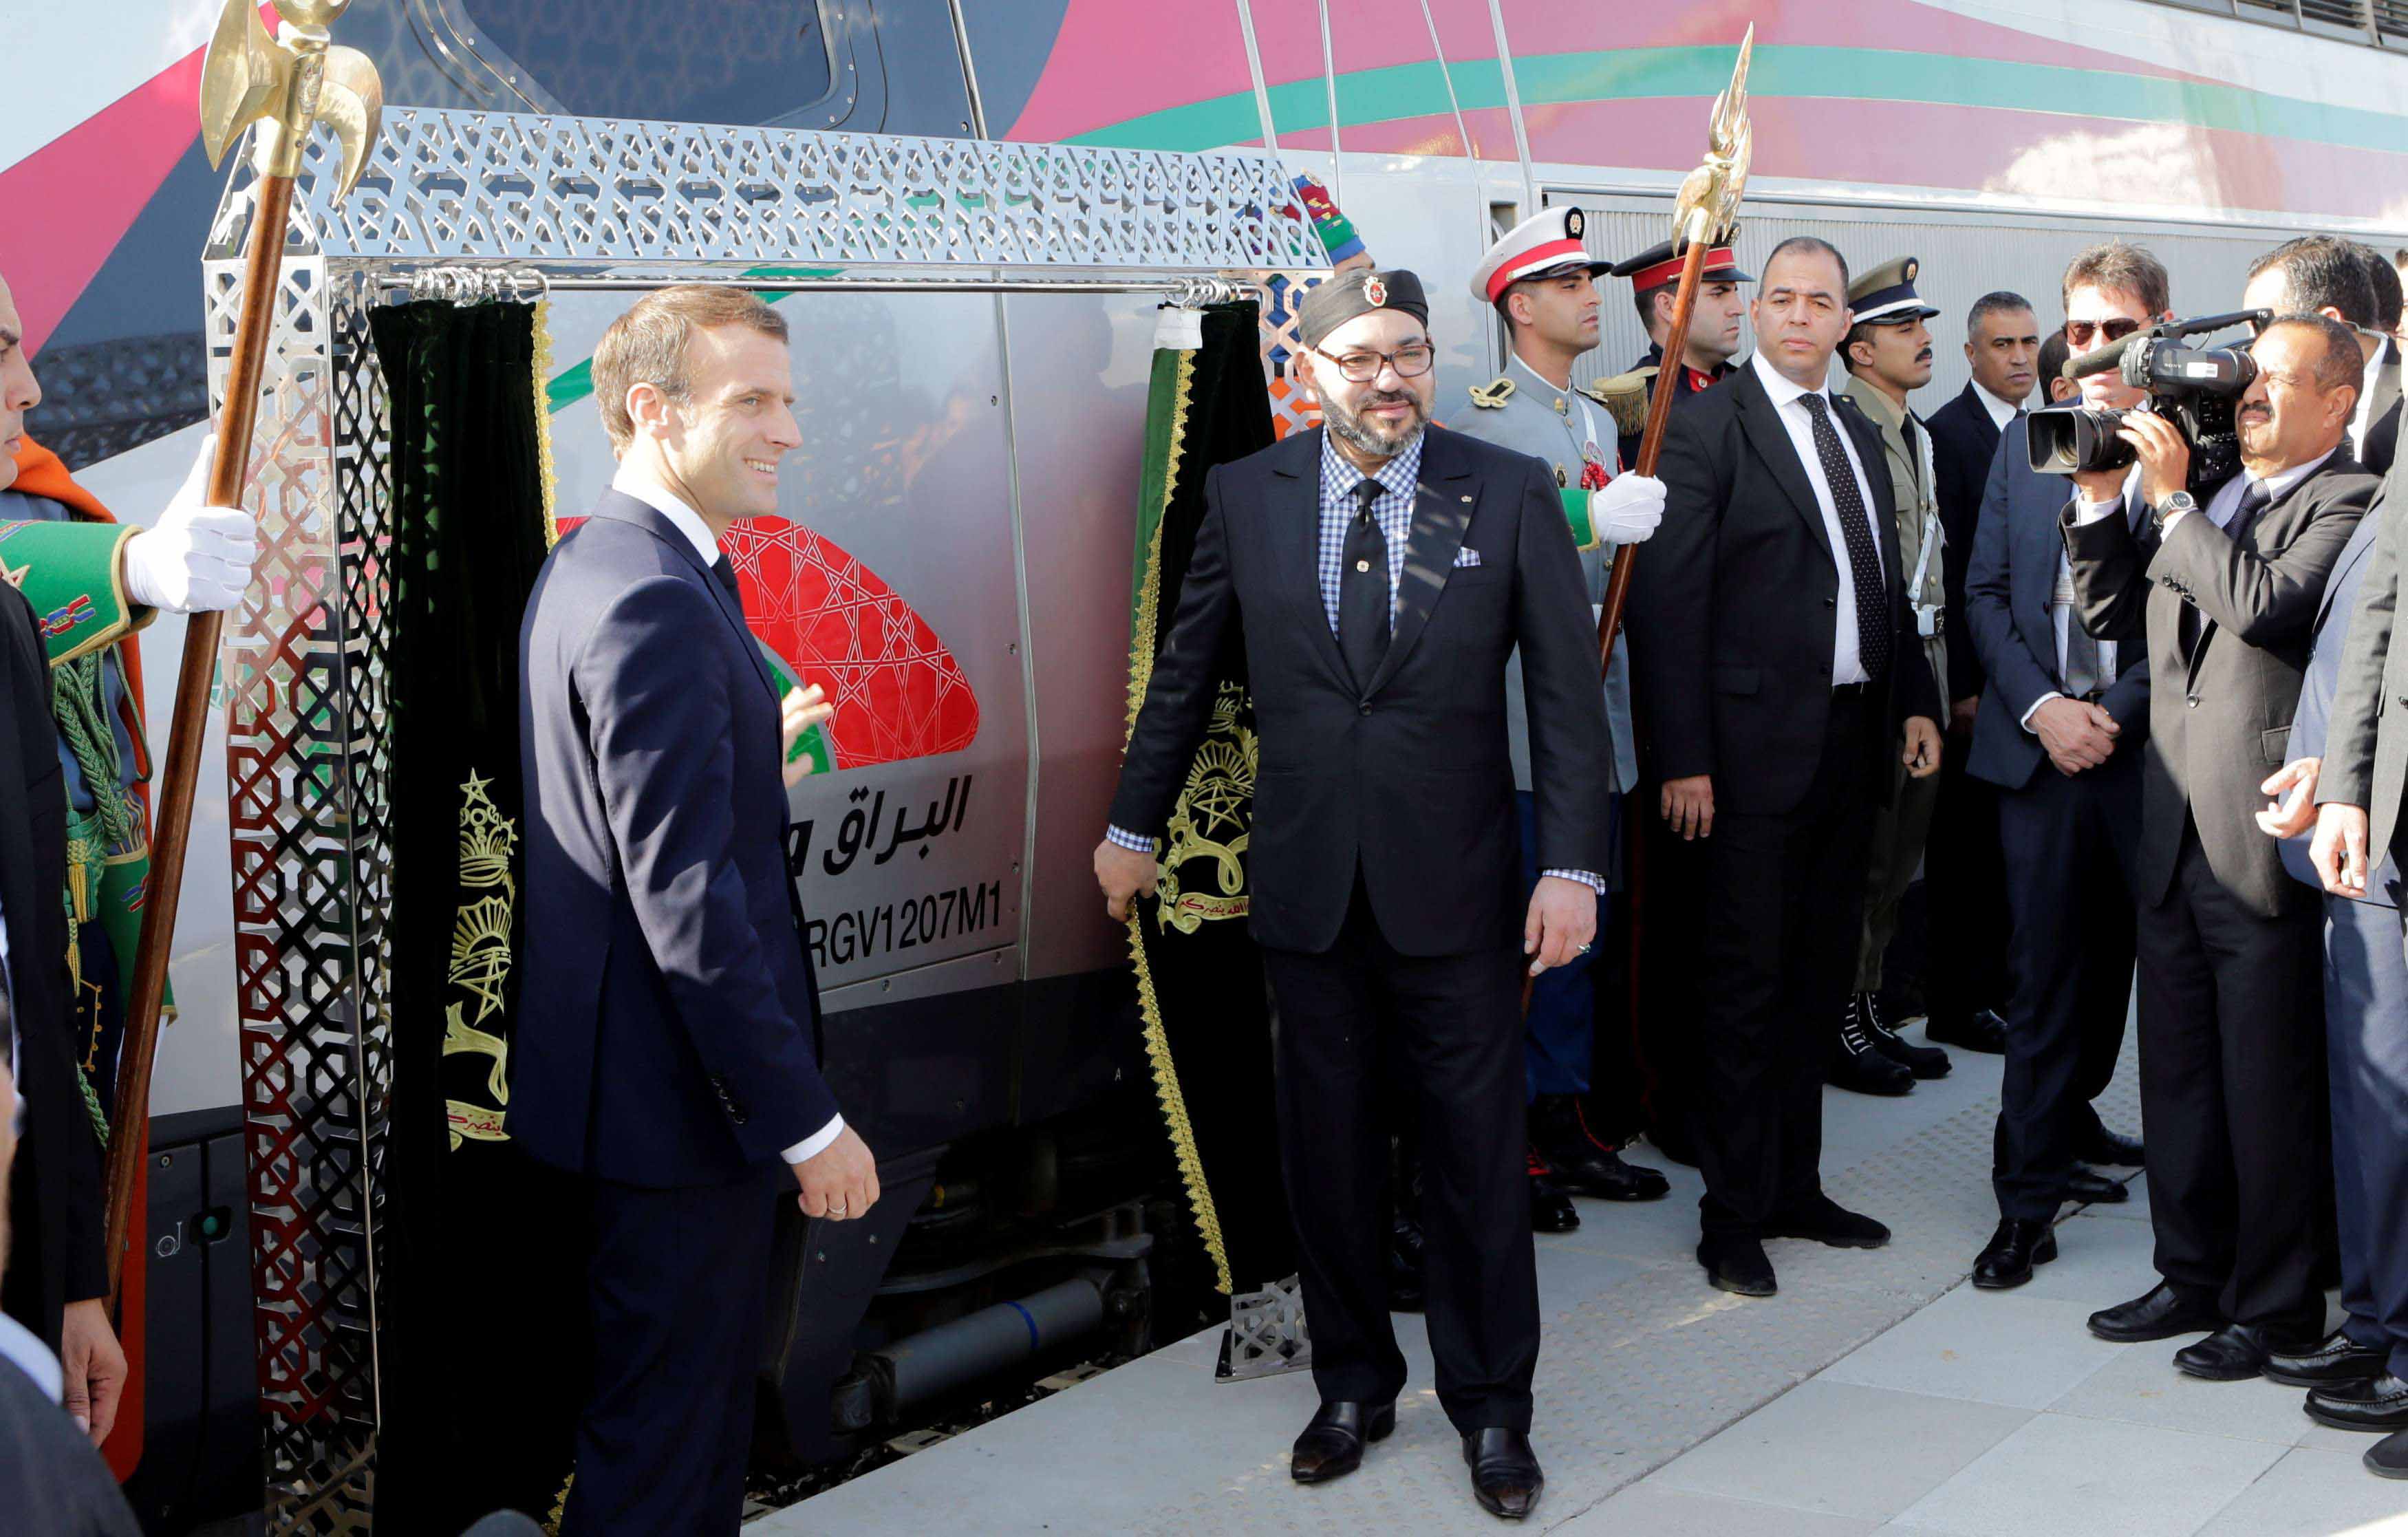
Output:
top-left (289, 107), bottom-right (1329, 272)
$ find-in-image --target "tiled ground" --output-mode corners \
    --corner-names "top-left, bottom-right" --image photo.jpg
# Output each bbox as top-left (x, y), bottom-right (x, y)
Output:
top-left (760, 1025), bottom-right (2408, 1535)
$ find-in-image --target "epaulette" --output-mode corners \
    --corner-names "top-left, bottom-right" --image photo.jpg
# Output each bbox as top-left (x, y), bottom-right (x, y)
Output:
top-left (1581, 368), bottom-right (1655, 436)
top-left (1468, 376), bottom-right (1515, 410)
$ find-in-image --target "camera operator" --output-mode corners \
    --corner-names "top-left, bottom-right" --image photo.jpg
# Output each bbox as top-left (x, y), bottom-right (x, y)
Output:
top-left (2066, 313), bottom-right (2380, 1379)
top-left (2242, 236), bottom-right (2398, 475)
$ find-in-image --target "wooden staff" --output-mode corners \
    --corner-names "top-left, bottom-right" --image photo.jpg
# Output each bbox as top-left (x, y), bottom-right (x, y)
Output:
top-left (1523, 28), bottom-right (1752, 1018)
top-left (1594, 25), bottom-right (1754, 665)
top-left (103, 0), bottom-right (382, 1299)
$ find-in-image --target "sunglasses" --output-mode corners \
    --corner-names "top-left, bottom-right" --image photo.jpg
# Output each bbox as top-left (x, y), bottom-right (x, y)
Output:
top-left (2065, 317), bottom-right (2142, 349)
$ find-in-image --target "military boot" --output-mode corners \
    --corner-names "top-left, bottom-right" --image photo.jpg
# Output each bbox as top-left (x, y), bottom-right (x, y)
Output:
top-left (1529, 1093), bottom-right (1670, 1201)
top-left (1856, 991), bottom-right (1950, 1079)
top-left (1829, 996), bottom-right (1915, 1096)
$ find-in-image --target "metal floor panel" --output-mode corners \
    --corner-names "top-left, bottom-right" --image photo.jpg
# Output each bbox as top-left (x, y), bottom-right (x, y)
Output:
top-left (761, 1026), bottom-right (2144, 1535)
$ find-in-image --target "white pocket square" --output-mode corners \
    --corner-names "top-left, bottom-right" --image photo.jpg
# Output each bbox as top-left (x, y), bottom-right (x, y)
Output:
top-left (1452, 547), bottom-right (1483, 568)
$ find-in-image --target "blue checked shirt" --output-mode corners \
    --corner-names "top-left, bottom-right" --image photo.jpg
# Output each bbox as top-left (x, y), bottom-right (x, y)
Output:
top-left (1110, 431), bottom-right (1600, 895)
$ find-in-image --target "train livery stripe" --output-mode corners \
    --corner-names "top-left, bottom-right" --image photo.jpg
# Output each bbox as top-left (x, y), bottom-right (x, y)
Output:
top-left (1055, 46), bottom-right (2408, 163)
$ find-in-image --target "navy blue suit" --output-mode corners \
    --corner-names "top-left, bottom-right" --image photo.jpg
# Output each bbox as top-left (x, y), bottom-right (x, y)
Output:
top-left (2283, 502), bottom-right (2408, 1377)
top-left (518, 488), bottom-right (835, 1532)
top-left (1963, 420), bottom-right (2148, 1220)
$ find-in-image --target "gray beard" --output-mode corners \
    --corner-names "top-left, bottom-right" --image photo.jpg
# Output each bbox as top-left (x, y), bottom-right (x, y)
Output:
top-left (1324, 394), bottom-right (1428, 461)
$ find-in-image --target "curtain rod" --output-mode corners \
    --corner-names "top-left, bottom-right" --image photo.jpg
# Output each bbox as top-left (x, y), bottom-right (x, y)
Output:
top-left (382, 266), bottom-right (1273, 307)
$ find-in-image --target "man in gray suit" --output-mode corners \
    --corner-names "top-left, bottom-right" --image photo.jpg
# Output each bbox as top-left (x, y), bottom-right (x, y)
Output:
top-left (2074, 313), bottom-right (2378, 1381)
top-left (2259, 447), bottom-right (2408, 1443)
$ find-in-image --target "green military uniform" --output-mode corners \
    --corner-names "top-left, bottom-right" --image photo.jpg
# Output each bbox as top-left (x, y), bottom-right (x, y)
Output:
top-left (1838, 257), bottom-right (1948, 1000)
top-left (0, 486), bottom-right (165, 1120)
top-left (1455, 354), bottom-right (1646, 793)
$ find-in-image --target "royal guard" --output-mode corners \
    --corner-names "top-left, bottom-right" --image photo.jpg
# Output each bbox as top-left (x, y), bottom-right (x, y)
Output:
top-left (1606, 230), bottom-right (1752, 1169)
top-left (1606, 234), bottom-right (1754, 470)
top-left (1455, 206), bottom-right (1673, 1228)
top-left (3, 264), bottom-right (255, 1468)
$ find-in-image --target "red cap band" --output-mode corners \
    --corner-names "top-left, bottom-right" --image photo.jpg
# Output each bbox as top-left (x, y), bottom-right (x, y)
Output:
top-left (1485, 237), bottom-right (1593, 302)
top-left (1627, 246), bottom-right (1738, 292)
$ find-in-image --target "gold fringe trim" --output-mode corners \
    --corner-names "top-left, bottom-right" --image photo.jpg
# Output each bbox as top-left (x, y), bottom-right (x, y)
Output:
top-left (530, 296), bottom-right (563, 549)
top-left (1126, 910), bottom-right (1234, 1296)
top-left (546, 1470), bottom-right (574, 1535)
top-left (1118, 345), bottom-right (1233, 1294)
top-left (1123, 349), bottom-right (1196, 738)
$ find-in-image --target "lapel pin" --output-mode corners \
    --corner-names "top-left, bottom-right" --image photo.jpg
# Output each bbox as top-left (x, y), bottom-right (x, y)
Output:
top-left (1461, 495), bottom-right (1473, 503)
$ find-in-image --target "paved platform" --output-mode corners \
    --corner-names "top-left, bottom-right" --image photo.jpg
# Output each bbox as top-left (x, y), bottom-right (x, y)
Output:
top-left (760, 1024), bottom-right (2408, 1536)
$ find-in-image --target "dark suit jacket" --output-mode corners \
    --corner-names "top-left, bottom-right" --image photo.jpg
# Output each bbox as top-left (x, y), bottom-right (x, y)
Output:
top-left (1964, 418), bottom-right (2151, 792)
top-left (2362, 338), bottom-right (2400, 479)
top-left (2319, 453), bottom-right (2408, 861)
top-left (2281, 504), bottom-right (2398, 905)
top-left (516, 490), bottom-right (835, 1187)
top-left (1108, 425), bottom-right (1612, 958)
top-left (1927, 381), bottom-right (2021, 703)
top-left (1614, 343), bottom-right (1733, 471)
top-left (0, 1351), bottom-right (139, 1534)
top-left (0, 584), bottom-right (103, 1351)
top-left (2065, 451), bottom-right (2378, 918)
top-left (1626, 361), bottom-right (1942, 817)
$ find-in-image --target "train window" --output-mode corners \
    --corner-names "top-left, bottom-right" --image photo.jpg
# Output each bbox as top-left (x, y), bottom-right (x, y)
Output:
top-left (440, 0), bottom-right (976, 134)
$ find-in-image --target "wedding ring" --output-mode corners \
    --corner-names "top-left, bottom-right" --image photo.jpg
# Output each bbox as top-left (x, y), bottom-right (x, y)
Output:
top-left (828, 1203), bottom-right (847, 1217)
top-left (1576, 943), bottom-right (1593, 954)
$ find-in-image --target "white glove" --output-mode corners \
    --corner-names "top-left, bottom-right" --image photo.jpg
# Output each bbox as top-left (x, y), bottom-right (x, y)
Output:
top-left (122, 435), bottom-right (258, 614)
top-left (1590, 473), bottom-right (1665, 545)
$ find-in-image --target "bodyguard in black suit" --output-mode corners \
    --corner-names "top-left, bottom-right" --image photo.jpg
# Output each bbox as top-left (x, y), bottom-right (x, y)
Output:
top-left (1961, 402), bottom-right (2151, 1289)
top-left (1626, 238), bottom-right (1944, 1298)
top-left (1920, 294), bottom-right (2041, 1051)
top-left (2068, 315), bottom-right (2378, 1379)
top-left (517, 288), bottom-right (872, 1533)
top-left (1097, 271), bottom-right (1610, 1520)
top-left (2259, 464), bottom-right (2408, 1428)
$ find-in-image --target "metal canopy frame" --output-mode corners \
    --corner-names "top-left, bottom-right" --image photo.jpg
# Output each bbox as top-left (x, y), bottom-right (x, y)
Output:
top-left (202, 105), bottom-right (1326, 1533)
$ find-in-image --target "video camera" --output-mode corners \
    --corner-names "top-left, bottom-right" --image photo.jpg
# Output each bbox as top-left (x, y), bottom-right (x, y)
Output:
top-left (2027, 309), bottom-right (2272, 491)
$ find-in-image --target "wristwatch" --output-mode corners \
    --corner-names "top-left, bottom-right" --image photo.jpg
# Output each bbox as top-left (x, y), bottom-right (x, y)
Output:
top-left (2150, 491), bottom-right (2198, 533)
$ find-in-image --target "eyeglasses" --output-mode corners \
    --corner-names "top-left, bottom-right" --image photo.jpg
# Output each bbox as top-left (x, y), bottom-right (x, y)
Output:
top-left (1311, 342), bottom-right (1436, 383)
top-left (2065, 317), bottom-right (2142, 349)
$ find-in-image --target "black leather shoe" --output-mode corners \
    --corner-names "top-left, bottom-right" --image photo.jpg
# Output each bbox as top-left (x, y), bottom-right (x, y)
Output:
top-left (1529, 1095), bottom-right (1671, 1201)
top-left (1858, 993), bottom-right (1951, 1079)
top-left (1291, 1399), bottom-right (1395, 1483)
top-left (2308, 1373), bottom-right (2408, 1431)
top-left (1764, 1194), bottom-right (1891, 1249)
top-left (1830, 1002), bottom-right (1915, 1096)
top-left (1461, 1428), bottom-right (1544, 1519)
top-left (1527, 1153), bottom-right (1580, 1234)
top-left (2088, 1282), bottom-right (2222, 1342)
top-left (1971, 1218), bottom-right (2057, 1289)
top-left (2266, 1329), bottom-right (2388, 1389)
top-left (2175, 1323), bottom-right (2315, 1382)
top-left (2065, 1168), bottom-right (2129, 1205)
top-left (2367, 1426), bottom-right (2408, 1477)
top-left (1697, 1234), bottom-right (1777, 1296)
top-left (2078, 1122), bottom-right (2145, 1168)
top-left (1925, 1008), bottom-right (2008, 1053)
top-left (1388, 1211), bottom-right (1426, 1313)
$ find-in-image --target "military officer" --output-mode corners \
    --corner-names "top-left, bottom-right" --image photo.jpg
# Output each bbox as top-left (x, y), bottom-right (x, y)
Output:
top-left (1456, 207), bottom-right (1672, 1223)
top-left (1608, 235), bottom-right (1751, 1166)
top-left (1834, 257), bottom-right (1954, 1095)
top-left (1606, 235), bottom-right (1754, 470)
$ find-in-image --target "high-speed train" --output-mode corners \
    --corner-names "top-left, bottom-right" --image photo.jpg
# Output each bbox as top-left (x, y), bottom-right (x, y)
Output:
top-left (10, 0), bottom-right (2408, 1527)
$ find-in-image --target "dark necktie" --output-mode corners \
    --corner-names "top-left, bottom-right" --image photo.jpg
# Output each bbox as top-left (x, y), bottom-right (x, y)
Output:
top-left (1799, 394), bottom-right (1892, 680)
top-left (710, 552), bottom-right (744, 609)
top-left (1339, 477), bottom-right (1391, 686)
top-left (2229, 479), bottom-right (2272, 539)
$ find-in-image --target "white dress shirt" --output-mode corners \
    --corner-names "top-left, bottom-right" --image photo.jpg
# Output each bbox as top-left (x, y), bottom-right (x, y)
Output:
top-left (0, 1311), bottom-right (62, 1404)
top-left (1975, 381), bottom-right (2025, 433)
top-left (2023, 465), bottom-right (2138, 732)
top-left (1749, 350), bottom-right (1884, 686)
top-left (609, 468), bottom-right (844, 1168)
top-left (2353, 338), bottom-right (2392, 463)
